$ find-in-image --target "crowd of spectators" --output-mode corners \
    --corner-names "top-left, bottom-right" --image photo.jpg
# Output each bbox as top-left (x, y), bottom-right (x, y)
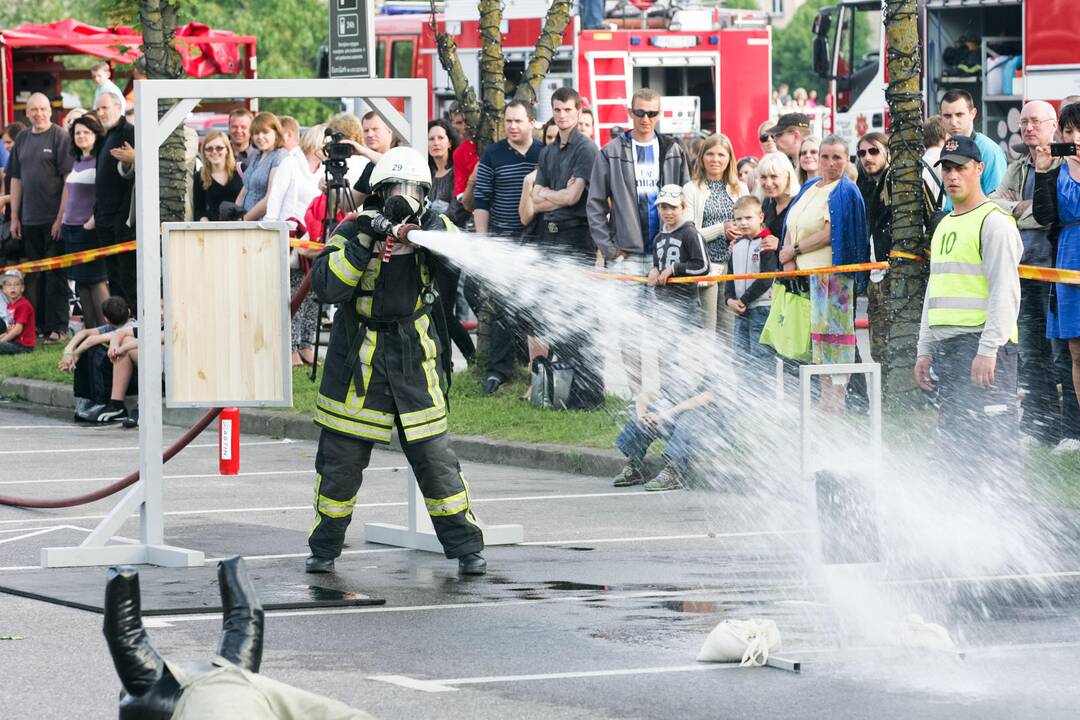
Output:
top-left (1, 82), bottom-right (1078, 465)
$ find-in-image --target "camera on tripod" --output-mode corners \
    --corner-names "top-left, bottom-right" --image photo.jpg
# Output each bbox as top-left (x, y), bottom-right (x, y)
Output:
top-left (322, 128), bottom-right (353, 188)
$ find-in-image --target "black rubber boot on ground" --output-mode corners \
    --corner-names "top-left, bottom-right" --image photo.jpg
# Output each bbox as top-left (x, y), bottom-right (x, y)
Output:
top-left (458, 552), bottom-right (487, 575)
top-left (305, 555), bottom-right (335, 574)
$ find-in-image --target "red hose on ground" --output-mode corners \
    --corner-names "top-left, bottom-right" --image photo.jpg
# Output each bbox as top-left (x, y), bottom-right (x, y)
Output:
top-left (0, 271), bottom-right (315, 509)
top-left (0, 408), bottom-right (222, 509)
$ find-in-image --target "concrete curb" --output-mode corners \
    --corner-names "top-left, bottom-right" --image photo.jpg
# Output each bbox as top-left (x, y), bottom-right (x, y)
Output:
top-left (0, 377), bottom-right (624, 477)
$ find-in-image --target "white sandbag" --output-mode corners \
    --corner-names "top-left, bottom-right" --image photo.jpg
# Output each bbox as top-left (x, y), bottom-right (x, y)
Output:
top-left (898, 614), bottom-right (959, 653)
top-left (697, 619), bottom-right (781, 666)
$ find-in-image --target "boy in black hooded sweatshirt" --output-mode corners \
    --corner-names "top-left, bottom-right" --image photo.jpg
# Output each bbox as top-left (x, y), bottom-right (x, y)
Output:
top-left (647, 184), bottom-right (709, 324)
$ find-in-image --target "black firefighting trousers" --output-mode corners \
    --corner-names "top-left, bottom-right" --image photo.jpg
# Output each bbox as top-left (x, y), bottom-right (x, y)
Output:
top-left (308, 426), bottom-right (485, 560)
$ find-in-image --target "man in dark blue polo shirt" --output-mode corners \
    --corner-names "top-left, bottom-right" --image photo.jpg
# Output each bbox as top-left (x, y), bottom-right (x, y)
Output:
top-left (472, 100), bottom-right (542, 394)
top-left (529, 86), bottom-right (605, 405)
top-left (532, 86), bottom-right (599, 262)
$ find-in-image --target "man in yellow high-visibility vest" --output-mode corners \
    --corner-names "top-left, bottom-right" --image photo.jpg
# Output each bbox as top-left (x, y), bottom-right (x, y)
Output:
top-left (914, 136), bottom-right (1023, 470)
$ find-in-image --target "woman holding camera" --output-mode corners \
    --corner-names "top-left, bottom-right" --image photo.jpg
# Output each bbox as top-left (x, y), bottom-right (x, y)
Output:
top-left (1034, 102), bottom-right (1080, 441)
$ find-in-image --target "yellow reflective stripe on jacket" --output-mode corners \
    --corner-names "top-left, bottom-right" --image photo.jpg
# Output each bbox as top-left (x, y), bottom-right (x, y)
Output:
top-left (399, 404), bottom-right (446, 425)
top-left (314, 407), bottom-right (394, 443)
top-left (329, 250), bottom-right (362, 286)
top-left (413, 313), bottom-right (446, 414)
top-left (403, 416), bottom-right (448, 442)
top-left (425, 487), bottom-right (469, 516)
top-left (316, 394), bottom-right (394, 427)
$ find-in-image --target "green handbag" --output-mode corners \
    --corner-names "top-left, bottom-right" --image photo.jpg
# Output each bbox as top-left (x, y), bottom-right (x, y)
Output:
top-left (758, 282), bottom-right (811, 362)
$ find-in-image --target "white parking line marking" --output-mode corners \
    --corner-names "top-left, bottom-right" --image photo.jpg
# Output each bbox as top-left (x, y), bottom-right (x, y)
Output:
top-left (375, 662), bottom-right (744, 692)
top-left (368, 675), bottom-right (460, 692)
top-left (0, 527), bottom-right (68, 545)
top-left (205, 547), bottom-right (409, 563)
top-left (0, 489), bottom-right (667, 526)
top-left (522, 530), bottom-right (809, 545)
top-left (0, 438), bottom-right (296, 455)
top-left (0, 467), bottom-right (407, 486)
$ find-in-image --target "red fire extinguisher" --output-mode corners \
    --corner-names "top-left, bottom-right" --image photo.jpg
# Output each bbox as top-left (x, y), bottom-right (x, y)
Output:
top-left (219, 407), bottom-right (240, 475)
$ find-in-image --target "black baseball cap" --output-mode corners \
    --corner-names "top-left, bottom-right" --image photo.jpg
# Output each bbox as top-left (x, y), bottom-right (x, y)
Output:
top-left (936, 135), bottom-right (982, 166)
top-left (766, 112), bottom-right (811, 136)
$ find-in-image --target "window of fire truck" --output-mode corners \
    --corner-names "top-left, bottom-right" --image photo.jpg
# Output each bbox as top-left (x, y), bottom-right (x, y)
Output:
top-left (835, 4), bottom-right (878, 113)
top-left (376, 40), bottom-right (386, 77)
top-left (391, 40), bottom-right (414, 78)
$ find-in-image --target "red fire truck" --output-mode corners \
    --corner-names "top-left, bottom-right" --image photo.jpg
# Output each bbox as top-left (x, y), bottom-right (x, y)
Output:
top-left (811, 0), bottom-right (1080, 157)
top-left (0, 18), bottom-right (257, 125)
top-left (373, 1), bottom-right (772, 158)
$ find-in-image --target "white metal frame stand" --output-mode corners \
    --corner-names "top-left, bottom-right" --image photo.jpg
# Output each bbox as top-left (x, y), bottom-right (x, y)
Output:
top-left (798, 362), bottom-right (882, 479)
top-left (42, 78), bottom-right (433, 568)
top-left (365, 469), bottom-right (524, 553)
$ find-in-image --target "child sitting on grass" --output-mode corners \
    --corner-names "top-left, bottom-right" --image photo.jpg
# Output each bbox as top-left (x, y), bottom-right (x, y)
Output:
top-left (58, 296), bottom-right (133, 371)
top-left (0, 270), bottom-right (35, 355)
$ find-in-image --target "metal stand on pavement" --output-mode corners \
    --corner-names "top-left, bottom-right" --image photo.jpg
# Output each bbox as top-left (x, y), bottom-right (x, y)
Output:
top-left (365, 469), bottom-right (524, 553)
top-left (41, 77), bottom-right (429, 568)
top-left (798, 362), bottom-right (882, 479)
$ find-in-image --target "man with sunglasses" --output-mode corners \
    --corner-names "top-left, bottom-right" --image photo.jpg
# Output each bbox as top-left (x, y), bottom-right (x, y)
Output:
top-left (856, 132), bottom-right (892, 367)
top-left (991, 101), bottom-right (1079, 451)
top-left (587, 87), bottom-right (689, 393)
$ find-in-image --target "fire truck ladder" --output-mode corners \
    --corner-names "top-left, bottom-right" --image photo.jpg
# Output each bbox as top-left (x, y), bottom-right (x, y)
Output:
top-left (585, 51), bottom-right (633, 137)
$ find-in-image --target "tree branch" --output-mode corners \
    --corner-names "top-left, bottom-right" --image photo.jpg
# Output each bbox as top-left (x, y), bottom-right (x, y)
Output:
top-left (428, 0), bottom-right (481, 139)
top-left (513, 0), bottom-right (572, 106)
top-left (477, 0), bottom-right (505, 148)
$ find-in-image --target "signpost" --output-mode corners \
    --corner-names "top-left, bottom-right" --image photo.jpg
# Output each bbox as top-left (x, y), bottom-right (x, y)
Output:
top-left (329, 0), bottom-right (375, 78)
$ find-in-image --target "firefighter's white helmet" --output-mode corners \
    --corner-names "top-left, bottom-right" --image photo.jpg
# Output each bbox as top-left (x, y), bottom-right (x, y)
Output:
top-left (369, 146), bottom-right (432, 194)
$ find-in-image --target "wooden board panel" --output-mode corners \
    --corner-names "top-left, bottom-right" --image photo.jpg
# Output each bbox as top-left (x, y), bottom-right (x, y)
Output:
top-left (163, 223), bottom-right (292, 407)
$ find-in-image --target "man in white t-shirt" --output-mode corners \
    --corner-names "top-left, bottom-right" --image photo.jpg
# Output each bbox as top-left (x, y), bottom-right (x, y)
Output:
top-left (586, 87), bottom-right (690, 393)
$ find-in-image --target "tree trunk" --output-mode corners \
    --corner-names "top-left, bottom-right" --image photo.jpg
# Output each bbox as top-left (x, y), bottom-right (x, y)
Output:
top-left (428, 0), bottom-right (481, 138)
top-left (513, 0), bottom-right (572, 106)
top-left (477, 0), bottom-right (505, 150)
top-left (139, 0), bottom-right (187, 224)
top-left (882, 0), bottom-right (928, 408)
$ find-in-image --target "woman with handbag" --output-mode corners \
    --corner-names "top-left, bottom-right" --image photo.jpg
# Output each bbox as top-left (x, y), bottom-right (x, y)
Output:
top-left (192, 130), bottom-right (242, 222)
top-left (777, 135), bottom-right (869, 413)
top-left (683, 133), bottom-right (748, 336)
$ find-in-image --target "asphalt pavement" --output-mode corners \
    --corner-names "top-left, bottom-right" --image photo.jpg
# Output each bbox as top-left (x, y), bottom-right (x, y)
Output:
top-left (0, 400), bottom-right (1078, 719)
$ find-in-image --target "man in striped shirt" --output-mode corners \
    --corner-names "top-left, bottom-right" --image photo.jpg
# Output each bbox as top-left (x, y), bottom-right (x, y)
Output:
top-left (473, 100), bottom-right (542, 237)
top-left (472, 101), bottom-right (543, 393)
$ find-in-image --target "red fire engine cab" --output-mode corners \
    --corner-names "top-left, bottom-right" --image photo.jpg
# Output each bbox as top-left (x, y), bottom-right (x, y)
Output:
top-left (373, 0), bottom-right (772, 158)
top-left (812, 0), bottom-right (1080, 157)
top-left (0, 18), bottom-right (256, 125)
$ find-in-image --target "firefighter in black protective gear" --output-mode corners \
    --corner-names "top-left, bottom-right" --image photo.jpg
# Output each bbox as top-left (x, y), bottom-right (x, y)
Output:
top-left (305, 146), bottom-right (486, 576)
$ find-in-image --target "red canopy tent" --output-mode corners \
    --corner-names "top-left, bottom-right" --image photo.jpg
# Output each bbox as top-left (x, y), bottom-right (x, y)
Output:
top-left (0, 19), bottom-right (257, 123)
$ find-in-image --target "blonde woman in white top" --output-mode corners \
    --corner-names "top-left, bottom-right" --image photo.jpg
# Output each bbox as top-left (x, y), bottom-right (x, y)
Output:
top-left (683, 133), bottom-right (748, 335)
